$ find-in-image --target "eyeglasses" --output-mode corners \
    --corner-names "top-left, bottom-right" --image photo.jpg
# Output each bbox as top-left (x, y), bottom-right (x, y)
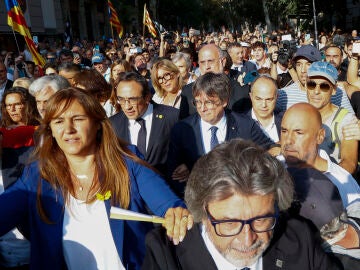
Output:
top-left (117, 96), bottom-right (144, 105)
top-left (5, 102), bottom-right (24, 110)
top-left (192, 99), bottom-right (222, 109)
top-left (306, 80), bottom-right (332, 92)
top-left (206, 205), bottom-right (279, 237)
top-left (157, 72), bottom-right (174, 84)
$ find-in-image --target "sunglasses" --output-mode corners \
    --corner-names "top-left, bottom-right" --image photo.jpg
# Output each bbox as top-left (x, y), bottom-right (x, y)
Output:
top-left (306, 80), bottom-right (332, 91)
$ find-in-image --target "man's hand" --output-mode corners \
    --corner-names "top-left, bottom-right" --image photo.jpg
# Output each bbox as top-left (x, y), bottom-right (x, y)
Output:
top-left (172, 164), bottom-right (190, 182)
top-left (163, 207), bottom-right (194, 245)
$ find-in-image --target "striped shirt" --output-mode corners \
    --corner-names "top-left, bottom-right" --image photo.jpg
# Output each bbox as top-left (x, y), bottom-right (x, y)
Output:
top-left (276, 82), bottom-right (355, 114)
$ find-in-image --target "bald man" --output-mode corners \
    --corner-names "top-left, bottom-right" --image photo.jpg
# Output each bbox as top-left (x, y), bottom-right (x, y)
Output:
top-left (180, 44), bottom-right (251, 117)
top-left (249, 76), bottom-right (283, 142)
top-left (280, 103), bottom-right (360, 208)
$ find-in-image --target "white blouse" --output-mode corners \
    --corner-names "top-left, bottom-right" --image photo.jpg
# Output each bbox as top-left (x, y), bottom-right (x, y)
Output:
top-left (63, 196), bottom-right (125, 270)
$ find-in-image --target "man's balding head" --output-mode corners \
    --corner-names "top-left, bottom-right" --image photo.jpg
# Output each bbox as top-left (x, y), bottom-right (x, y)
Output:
top-left (280, 103), bottom-right (324, 167)
top-left (198, 44), bottom-right (225, 75)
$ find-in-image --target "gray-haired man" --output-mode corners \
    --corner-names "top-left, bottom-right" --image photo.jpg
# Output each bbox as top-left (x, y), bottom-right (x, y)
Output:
top-left (143, 139), bottom-right (340, 269)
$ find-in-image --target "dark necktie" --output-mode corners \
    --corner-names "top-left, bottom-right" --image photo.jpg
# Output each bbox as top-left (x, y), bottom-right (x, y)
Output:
top-left (240, 268), bottom-right (250, 270)
top-left (136, 118), bottom-right (147, 156)
top-left (234, 66), bottom-right (239, 70)
top-left (210, 126), bottom-right (219, 150)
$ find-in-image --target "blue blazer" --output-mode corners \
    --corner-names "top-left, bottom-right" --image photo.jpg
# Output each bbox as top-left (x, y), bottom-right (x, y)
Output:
top-left (0, 150), bottom-right (184, 270)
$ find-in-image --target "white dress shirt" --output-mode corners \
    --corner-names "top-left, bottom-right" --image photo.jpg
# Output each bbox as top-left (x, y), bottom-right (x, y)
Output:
top-left (200, 114), bottom-right (227, 154)
top-left (251, 109), bottom-right (279, 142)
top-left (201, 225), bottom-right (262, 270)
top-left (128, 104), bottom-right (153, 152)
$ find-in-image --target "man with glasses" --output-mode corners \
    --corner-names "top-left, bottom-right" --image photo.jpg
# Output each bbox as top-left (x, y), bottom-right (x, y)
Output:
top-left (143, 139), bottom-right (339, 269)
top-left (167, 73), bottom-right (273, 197)
top-left (110, 72), bottom-right (179, 174)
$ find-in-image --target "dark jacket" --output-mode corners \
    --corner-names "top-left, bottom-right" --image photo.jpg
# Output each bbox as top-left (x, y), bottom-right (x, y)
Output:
top-left (142, 216), bottom-right (341, 270)
top-left (166, 110), bottom-right (274, 196)
top-left (110, 103), bottom-right (179, 175)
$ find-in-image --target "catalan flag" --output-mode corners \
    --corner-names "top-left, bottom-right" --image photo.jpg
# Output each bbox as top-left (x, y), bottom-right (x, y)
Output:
top-left (107, 0), bottom-right (123, 38)
top-left (5, 0), bottom-right (45, 66)
top-left (143, 4), bottom-right (157, 38)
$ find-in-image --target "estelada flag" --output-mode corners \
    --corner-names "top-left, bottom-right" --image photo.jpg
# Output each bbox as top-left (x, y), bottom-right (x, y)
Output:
top-left (5, 0), bottom-right (46, 66)
top-left (108, 0), bottom-right (123, 38)
top-left (143, 4), bottom-right (157, 38)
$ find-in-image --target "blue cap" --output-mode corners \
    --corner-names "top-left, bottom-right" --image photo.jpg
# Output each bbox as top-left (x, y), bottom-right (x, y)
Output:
top-left (292, 45), bottom-right (321, 62)
top-left (307, 61), bottom-right (338, 85)
top-left (92, 53), bottom-right (105, 64)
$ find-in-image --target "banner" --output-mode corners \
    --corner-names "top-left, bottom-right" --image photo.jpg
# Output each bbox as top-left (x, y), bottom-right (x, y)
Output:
top-left (5, 0), bottom-right (45, 66)
top-left (108, 0), bottom-right (123, 38)
top-left (143, 4), bottom-right (157, 38)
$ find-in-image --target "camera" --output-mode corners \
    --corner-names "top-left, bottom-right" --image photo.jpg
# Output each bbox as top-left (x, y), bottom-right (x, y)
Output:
top-left (277, 40), bottom-right (296, 65)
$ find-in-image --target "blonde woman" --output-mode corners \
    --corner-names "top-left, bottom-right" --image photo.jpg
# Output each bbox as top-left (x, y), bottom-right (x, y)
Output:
top-left (151, 59), bottom-right (184, 109)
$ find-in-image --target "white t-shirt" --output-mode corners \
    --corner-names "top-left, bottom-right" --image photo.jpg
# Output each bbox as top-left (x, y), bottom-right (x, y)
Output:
top-left (63, 196), bottom-right (125, 270)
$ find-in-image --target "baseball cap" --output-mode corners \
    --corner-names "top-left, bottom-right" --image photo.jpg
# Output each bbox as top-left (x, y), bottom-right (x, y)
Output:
top-left (292, 45), bottom-right (321, 62)
top-left (307, 61), bottom-right (338, 85)
top-left (92, 53), bottom-right (105, 64)
top-left (288, 167), bottom-right (344, 229)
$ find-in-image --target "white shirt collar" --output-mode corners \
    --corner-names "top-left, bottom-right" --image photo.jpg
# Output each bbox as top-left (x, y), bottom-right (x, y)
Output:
top-left (200, 112), bottom-right (227, 132)
top-left (201, 224), bottom-right (262, 270)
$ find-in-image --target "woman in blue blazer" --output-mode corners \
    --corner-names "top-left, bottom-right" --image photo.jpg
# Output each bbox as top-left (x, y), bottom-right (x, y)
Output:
top-left (0, 87), bottom-right (192, 270)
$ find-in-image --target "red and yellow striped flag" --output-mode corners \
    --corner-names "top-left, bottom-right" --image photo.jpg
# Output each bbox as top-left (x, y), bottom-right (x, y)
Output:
top-left (5, 0), bottom-right (45, 66)
top-left (107, 0), bottom-right (123, 38)
top-left (143, 4), bottom-right (157, 38)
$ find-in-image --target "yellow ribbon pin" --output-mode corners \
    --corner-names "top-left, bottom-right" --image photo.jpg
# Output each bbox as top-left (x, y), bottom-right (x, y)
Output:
top-left (96, 190), bottom-right (112, 201)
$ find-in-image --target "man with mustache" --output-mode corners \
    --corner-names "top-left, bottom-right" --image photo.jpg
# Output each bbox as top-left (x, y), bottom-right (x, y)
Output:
top-left (143, 139), bottom-right (340, 270)
top-left (280, 103), bottom-right (360, 208)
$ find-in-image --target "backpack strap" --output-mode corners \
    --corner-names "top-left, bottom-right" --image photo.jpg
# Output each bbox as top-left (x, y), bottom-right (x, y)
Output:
top-left (330, 107), bottom-right (349, 160)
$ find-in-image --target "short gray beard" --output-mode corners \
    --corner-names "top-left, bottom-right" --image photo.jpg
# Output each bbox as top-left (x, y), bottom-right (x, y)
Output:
top-left (223, 238), bottom-right (271, 268)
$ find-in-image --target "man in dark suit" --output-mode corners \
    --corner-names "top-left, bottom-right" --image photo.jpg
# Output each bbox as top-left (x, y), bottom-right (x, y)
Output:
top-left (180, 44), bottom-right (251, 117)
top-left (143, 139), bottom-right (340, 270)
top-left (110, 72), bottom-right (178, 174)
top-left (248, 75), bottom-right (284, 144)
top-left (167, 73), bottom-right (273, 196)
top-left (228, 42), bottom-right (257, 82)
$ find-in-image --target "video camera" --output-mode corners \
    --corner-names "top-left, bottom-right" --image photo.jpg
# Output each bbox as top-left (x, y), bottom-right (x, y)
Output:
top-left (277, 40), bottom-right (297, 65)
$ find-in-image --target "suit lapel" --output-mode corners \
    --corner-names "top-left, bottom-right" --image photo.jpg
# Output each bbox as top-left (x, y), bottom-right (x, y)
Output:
top-left (176, 225), bottom-right (218, 270)
top-left (105, 200), bottom-right (125, 261)
top-left (225, 112), bottom-right (238, 140)
top-left (146, 105), bottom-right (164, 158)
top-left (194, 115), bottom-right (206, 155)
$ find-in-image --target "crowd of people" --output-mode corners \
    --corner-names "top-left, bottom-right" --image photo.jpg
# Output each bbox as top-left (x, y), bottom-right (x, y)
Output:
top-left (0, 25), bottom-right (359, 269)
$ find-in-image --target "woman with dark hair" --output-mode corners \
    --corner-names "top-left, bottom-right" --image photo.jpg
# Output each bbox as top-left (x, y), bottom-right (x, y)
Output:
top-left (110, 59), bottom-right (132, 87)
top-left (1, 87), bottom-right (40, 127)
top-left (72, 69), bottom-right (116, 117)
top-left (0, 87), bottom-right (40, 269)
top-left (0, 87), bottom-right (192, 270)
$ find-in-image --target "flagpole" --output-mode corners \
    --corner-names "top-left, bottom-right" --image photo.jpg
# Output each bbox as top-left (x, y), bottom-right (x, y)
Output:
top-left (11, 28), bottom-right (21, 55)
top-left (142, 4), bottom-right (146, 37)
